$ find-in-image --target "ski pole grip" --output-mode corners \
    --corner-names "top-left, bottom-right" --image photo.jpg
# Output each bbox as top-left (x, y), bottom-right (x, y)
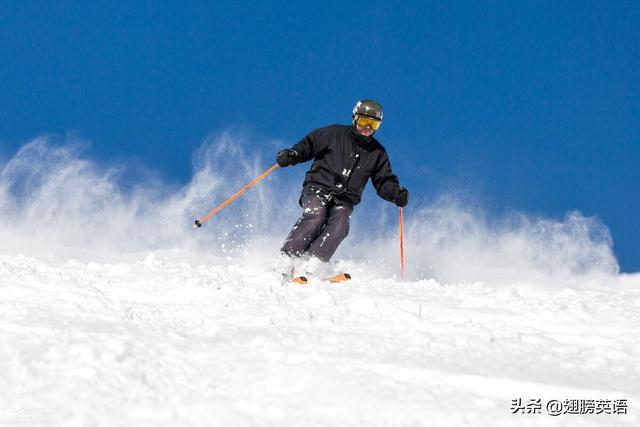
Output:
top-left (194, 219), bottom-right (202, 228)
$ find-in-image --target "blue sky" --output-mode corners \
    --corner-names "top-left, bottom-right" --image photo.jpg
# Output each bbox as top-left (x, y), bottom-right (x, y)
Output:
top-left (1, 1), bottom-right (638, 271)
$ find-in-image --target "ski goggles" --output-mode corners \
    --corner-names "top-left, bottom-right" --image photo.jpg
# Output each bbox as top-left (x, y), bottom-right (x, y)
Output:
top-left (355, 115), bottom-right (382, 130)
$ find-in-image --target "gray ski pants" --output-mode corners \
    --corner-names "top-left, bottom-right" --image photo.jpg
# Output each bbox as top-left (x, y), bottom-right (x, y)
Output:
top-left (281, 191), bottom-right (352, 262)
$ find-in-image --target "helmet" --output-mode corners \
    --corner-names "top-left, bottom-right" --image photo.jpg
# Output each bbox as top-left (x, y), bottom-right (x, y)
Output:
top-left (351, 99), bottom-right (382, 132)
top-left (352, 99), bottom-right (383, 123)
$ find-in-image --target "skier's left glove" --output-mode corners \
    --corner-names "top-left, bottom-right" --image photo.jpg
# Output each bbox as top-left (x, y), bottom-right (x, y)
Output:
top-left (394, 187), bottom-right (409, 207)
top-left (276, 149), bottom-right (298, 167)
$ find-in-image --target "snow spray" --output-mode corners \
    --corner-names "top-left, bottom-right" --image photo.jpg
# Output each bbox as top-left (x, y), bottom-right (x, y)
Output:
top-left (0, 133), bottom-right (619, 284)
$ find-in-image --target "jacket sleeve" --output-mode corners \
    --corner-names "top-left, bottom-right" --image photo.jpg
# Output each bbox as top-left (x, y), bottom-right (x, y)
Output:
top-left (289, 127), bottom-right (332, 164)
top-left (371, 151), bottom-right (401, 203)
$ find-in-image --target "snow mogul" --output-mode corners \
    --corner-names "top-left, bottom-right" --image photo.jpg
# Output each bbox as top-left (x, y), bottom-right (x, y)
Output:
top-left (276, 99), bottom-right (409, 274)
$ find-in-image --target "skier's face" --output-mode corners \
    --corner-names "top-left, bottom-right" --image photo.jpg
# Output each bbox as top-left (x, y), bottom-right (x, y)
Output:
top-left (356, 124), bottom-right (374, 137)
top-left (354, 115), bottom-right (381, 137)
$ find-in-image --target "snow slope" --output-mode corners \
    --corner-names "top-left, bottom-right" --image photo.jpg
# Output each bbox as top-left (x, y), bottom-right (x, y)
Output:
top-left (1, 137), bottom-right (638, 426)
top-left (1, 253), bottom-right (638, 427)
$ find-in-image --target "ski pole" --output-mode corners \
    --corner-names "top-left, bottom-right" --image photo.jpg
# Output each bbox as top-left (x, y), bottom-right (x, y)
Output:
top-left (399, 207), bottom-right (405, 279)
top-left (194, 163), bottom-right (280, 228)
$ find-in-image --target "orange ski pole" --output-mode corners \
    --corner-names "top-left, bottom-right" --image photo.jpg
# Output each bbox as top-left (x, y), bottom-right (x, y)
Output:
top-left (399, 207), bottom-right (405, 279)
top-left (194, 163), bottom-right (280, 228)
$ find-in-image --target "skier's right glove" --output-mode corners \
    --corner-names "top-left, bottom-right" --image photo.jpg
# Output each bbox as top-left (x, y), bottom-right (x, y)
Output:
top-left (394, 187), bottom-right (409, 207)
top-left (276, 149), bottom-right (298, 167)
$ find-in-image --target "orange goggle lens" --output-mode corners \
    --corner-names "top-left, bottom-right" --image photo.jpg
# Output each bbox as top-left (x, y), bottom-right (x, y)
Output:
top-left (356, 115), bottom-right (382, 130)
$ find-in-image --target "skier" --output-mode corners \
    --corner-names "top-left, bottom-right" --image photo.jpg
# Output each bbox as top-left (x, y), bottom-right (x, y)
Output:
top-left (276, 99), bottom-right (409, 276)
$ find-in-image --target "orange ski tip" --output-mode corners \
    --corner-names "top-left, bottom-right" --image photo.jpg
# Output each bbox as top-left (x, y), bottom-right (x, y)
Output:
top-left (325, 273), bottom-right (351, 283)
top-left (291, 276), bottom-right (308, 285)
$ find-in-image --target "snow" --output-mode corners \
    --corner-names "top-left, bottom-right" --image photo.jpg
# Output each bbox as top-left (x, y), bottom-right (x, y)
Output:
top-left (2, 253), bottom-right (638, 426)
top-left (1, 137), bottom-right (638, 426)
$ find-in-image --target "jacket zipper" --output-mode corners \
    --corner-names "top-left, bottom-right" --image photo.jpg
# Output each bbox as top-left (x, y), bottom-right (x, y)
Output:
top-left (344, 150), bottom-right (362, 190)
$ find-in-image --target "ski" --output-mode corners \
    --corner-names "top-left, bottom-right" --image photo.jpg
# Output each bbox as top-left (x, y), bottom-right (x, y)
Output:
top-left (290, 273), bottom-right (351, 285)
top-left (291, 276), bottom-right (308, 284)
top-left (324, 273), bottom-right (351, 283)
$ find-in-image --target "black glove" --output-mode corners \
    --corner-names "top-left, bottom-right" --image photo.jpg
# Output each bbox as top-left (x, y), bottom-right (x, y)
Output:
top-left (394, 187), bottom-right (409, 207)
top-left (276, 149), bottom-right (298, 167)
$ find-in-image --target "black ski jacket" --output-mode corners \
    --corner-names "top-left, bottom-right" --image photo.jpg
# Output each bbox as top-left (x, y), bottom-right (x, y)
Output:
top-left (288, 124), bottom-right (402, 207)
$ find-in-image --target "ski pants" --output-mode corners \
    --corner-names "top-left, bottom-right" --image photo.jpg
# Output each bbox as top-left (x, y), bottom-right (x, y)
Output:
top-left (281, 190), bottom-right (352, 262)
